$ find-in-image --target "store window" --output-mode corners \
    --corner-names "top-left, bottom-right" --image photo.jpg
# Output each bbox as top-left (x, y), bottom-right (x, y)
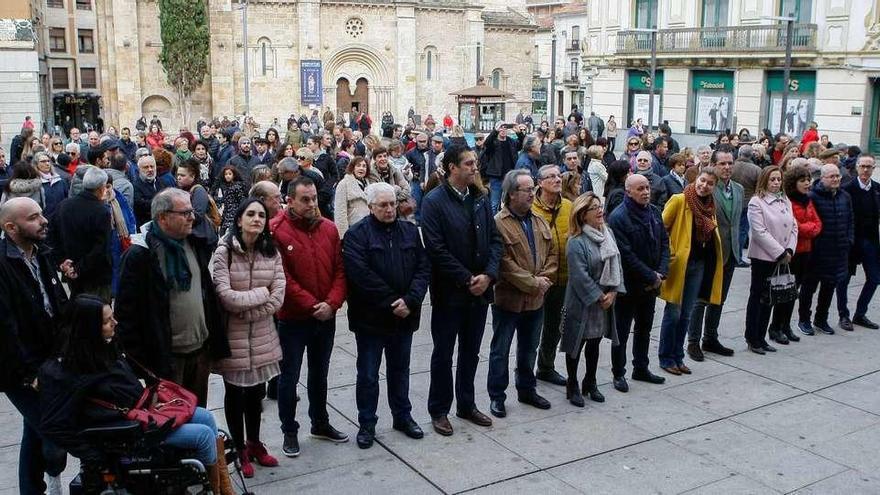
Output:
top-left (626, 69), bottom-right (663, 128)
top-left (690, 70), bottom-right (734, 134)
top-left (765, 70), bottom-right (815, 136)
top-left (52, 67), bottom-right (69, 89)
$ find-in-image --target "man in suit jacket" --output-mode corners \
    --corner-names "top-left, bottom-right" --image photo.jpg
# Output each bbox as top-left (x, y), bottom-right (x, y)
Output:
top-left (688, 147), bottom-right (740, 360)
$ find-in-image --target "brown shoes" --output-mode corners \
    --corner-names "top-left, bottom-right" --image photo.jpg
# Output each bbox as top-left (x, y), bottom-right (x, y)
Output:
top-left (677, 364), bottom-right (692, 374)
top-left (661, 366), bottom-right (682, 376)
top-left (432, 416), bottom-right (454, 436)
top-left (456, 408), bottom-right (493, 427)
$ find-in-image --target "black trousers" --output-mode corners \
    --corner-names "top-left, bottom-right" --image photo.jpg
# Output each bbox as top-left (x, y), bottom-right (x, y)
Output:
top-left (744, 259), bottom-right (776, 347)
top-left (428, 304), bottom-right (488, 418)
top-left (612, 292), bottom-right (655, 378)
top-left (566, 337), bottom-right (602, 386)
top-left (223, 381), bottom-right (266, 449)
top-left (799, 274), bottom-right (837, 324)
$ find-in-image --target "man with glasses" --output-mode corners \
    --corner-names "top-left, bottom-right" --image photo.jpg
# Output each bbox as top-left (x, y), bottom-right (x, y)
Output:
top-left (836, 154), bottom-right (880, 330)
top-left (487, 169), bottom-right (557, 418)
top-left (532, 165), bottom-right (573, 386)
top-left (116, 188), bottom-right (225, 407)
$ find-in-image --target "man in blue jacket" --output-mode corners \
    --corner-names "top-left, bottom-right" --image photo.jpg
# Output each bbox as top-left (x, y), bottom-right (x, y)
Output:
top-left (607, 175), bottom-right (669, 393)
top-left (342, 182), bottom-right (431, 449)
top-left (421, 144), bottom-right (502, 436)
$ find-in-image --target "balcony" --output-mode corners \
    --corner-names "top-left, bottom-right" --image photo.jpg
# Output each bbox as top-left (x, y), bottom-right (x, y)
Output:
top-left (562, 71), bottom-right (579, 85)
top-left (567, 39), bottom-right (581, 52)
top-left (616, 23), bottom-right (817, 56)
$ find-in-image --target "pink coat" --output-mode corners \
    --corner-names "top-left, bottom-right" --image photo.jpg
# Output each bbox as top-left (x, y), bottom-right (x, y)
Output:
top-left (746, 193), bottom-right (798, 262)
top-left (211, 237), bottom-right (286, 373)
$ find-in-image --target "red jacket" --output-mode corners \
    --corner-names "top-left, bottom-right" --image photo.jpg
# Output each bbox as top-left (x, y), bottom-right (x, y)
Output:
top-left (270, 212), bottom-right (346, 321)
top-left (791, 198), bottom-right (822, 254)
top-left (800, 129), bottom-right (819, 154)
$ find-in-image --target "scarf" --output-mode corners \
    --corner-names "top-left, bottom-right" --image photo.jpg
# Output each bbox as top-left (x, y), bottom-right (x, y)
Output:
top-left (175, 149), bottom-right (193, 162)
top-left (39, 170), bottom-right (62, 186)
top-left (623, 195), bottom-right (657, 240)
top-left (582, 225), bottom-right (622, 287)
top-left (787, 190), bottom-right (809, 207)
top-left (149, 222), bottom-right (192, 291)
top-left (107, 189), bottom-right (130, 246)
top-left (683, 184), bottom-right (717, 243)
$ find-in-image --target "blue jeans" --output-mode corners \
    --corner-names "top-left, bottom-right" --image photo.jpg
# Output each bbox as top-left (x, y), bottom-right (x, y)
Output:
top-left (659, 258), bottom-right (707, 368)
top-left (489, 178), bottom-right (503, 215)
top-left (6, 388), bottom-right (67, 494)
top-left (411, 181), bottom-right (423, 223)
top-left (163, 407), bottom-right (217, 465)
top-left (277, 318), bottom-right (335, 434)
top-left (688, 258), bottom-right (735, 344)
top-left (355, 332), bottom-right (414, 427)
top-left (428, 304), bottom-right (488, 418)
top-left (836, 239), bottom-right (880, 320)
top-left (487, 306), bottom-right (544, 402)
top-left (739, 208), bottom-right (750, 249)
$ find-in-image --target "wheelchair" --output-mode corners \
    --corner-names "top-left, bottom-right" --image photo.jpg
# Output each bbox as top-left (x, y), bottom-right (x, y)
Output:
top-left (68, 421), bottom-right (250, 494)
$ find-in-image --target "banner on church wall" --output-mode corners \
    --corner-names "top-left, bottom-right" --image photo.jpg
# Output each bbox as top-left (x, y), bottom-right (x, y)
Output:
top-left (300, 60), bottom-right (323, 106)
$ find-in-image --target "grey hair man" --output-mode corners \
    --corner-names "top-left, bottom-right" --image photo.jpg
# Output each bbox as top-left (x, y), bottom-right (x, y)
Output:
top-left (48, 166), bottom-right (112, 298)
top-left (132, 155), bottom-right (167, 225)
top-left (116, 187), bottom-right (223, 407)
top-left (250, 180), bottom-right (283, 218)
top-left (487, 169), bottom-right (558, 418)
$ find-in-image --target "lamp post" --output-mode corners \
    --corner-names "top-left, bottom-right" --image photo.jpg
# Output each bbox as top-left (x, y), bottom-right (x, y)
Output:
top-left (240, 0), bottom-right (250, 116)
top-left (550, 31), bottom-right (557, 123)
top-left (764, 15), bottom-right (796, 134)
top-left (631, 28), bottom-right (658, 134)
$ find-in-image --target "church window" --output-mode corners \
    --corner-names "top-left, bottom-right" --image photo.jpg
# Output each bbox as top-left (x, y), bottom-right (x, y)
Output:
top-left (492, 68), bottom-right (503, 89)
top-left (345, 18), bottom-right (365, 39)
top-left (256, 37), bottom-right (274, 77)
top-left (424, 46), bottom-right (438, 80)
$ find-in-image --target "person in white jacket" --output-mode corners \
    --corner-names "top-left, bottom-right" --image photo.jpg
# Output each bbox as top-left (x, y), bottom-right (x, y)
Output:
top-left (586, 145), bottom-right (608, 203)
top-left (333, 156), bottom-right (372, 238)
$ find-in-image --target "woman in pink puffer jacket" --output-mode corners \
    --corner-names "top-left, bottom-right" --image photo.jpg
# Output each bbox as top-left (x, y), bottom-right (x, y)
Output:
top-left (211, 198), bottom-right (285, 478)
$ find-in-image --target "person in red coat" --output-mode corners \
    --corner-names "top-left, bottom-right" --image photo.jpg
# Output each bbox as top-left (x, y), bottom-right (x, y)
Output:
top-left (769, 165), bottom-right (822, 339)
top-left (800, 121), bottom-right (819, 154)
top-left (270, 176), bottom-right (348, 457)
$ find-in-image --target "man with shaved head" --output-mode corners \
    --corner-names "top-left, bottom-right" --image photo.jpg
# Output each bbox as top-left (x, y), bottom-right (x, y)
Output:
top-left (0, 198), bottom-right (68, 493)
top-left (606, 174), bottom-right (670, 392)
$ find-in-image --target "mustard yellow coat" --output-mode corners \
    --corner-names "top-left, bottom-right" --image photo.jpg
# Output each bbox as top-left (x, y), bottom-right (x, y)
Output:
top-left (659, 193), bottom-right (724, 305)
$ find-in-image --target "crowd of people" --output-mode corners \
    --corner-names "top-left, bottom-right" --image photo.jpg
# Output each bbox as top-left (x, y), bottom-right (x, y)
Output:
top-left (0, 104), bottom-right (877, 494)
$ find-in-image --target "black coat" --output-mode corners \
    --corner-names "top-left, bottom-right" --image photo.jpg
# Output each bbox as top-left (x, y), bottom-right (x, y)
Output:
top-left (131, 175), bottom-right (168, 227)
top-left (480, 130), bottom-right (523, 179)
top-left (39, 357), bottom-right (143, 461)
top-left (0, 238), bottom-right (67, 391)
top-left (228, 153), bottom-right (261, 184)
top-left (115, 229), bottom-right (228, 379)
top-left (809, 182), bottom-right (854, 283)
top-left (607, 199), bottom-right (670, 295)
top-left (842, 178), bottom-right (880, 247)
top-left (405, 146), bottom-right (439, 182)
top-left (421, 182), bottom-right (502, 306)
top-left (342, 215), bottom-right (431, 335)
top-left (48, 191), bottom-right (112, 291)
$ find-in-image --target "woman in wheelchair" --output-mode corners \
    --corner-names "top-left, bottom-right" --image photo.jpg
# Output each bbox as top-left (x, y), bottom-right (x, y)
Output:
top-left (38, 294), bottom-right (236, 494)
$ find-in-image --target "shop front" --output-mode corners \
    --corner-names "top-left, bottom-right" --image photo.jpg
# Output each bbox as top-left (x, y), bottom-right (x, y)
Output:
top-left (765, 70), bottom-right (816, 136)
top-left (531, 79), bottom-right (548, 119)
top-left (450, 80), bottom-right (512, 133)
top-left (690, 70), bottom-right (735, 134)
top-left (53, 92), bottom-right (101, 135)
top-left (626, 69), bottom-right (663, 128)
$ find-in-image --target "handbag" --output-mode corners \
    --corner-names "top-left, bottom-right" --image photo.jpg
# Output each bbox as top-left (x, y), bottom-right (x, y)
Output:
top-left (91, 359), bottom-right (197, 431)
top-left (761, 262), bottom-right (798, 306)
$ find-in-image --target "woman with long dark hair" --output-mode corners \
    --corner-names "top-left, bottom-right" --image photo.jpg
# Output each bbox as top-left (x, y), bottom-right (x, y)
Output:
top-left (211, 165), bottom-right (248, 234)
top-left (265, 128), bottom-right (280, 155)
top-left (211, 198), bottom-right (285, 477)
top-left (38, 295), bottom-right (235, 493)
top-left (602, 159), bottom-right (632, 215)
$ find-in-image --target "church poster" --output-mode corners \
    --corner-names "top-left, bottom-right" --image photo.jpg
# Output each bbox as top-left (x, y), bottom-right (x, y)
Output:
top-left (300, 60), bottom-right (323, 106)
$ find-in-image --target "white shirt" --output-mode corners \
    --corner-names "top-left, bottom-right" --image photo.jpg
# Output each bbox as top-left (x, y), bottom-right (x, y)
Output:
top-left (859, 177), bottom-right (872, 191)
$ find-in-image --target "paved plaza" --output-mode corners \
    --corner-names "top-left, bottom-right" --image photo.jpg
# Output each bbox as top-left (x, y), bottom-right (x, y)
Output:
top-left (2, 270), bottom-right (880, 494)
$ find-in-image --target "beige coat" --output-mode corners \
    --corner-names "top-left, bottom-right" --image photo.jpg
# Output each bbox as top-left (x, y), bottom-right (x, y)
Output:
top-left (493, 207), bottom-right (558, 312)
top-left (211, 237), bottom-right (286, 373)
top-left (334, 173), bottom-right (370, 238)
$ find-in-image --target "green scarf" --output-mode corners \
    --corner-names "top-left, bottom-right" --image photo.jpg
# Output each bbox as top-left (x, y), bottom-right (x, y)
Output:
top-left (150, 223), bottom-right (192, 291)
top-left (175, 149), bottom-right (193, 162)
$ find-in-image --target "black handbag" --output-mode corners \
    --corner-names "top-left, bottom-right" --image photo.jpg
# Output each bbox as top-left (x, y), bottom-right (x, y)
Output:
top-left (761, 262), bottom-right (798, 306)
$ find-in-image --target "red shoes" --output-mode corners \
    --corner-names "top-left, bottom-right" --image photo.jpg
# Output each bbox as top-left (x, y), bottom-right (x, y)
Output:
top-left (246, 440), bottom-right (279, 467)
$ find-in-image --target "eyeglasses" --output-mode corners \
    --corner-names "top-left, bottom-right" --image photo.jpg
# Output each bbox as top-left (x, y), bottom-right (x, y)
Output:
top-left (858, 164), bottom-right (875, 169)
top-left (585, 205), bottom-right (603, 212)
top-left (541, 173), bottom-right (562, 180)
top-left (168, 209), bottom-right (195, 217)
top-left (373, 201), bottom-right (398, 209)
top-left (38, 159), bottom-right (51, 163)
top-left (295, 156), bottom-right (307, 160)
top-left (628, 141), bottom-right (640, 145)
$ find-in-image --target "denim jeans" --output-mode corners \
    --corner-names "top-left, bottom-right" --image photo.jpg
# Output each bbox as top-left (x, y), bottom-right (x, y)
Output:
top-left (613, 292), bottom-right (656, 377)
top-left (688, 258), bottom-right (734, 344)
top-left (163, 406), bottom-right (217, 465)
top-left (428, 304), bottom-right (488, 418)
top-left (487, 306), bottom-right (544, 402)
top-left (6, 388), bottom-right (67, 495)
top-left (739, 208), bottom-right (750, 249)
top-left (410, 180), bottom-right (423, 223)
top-left (489, 178), bottom-right (503, 215)
top-left (537, 284), bottom-right (565, 374)
top-left (659, 257), bottom-right (706, 368)
top-left (277, 318), bottom-right (335, 434)
top-left (836, 239), bottom-right (880, 319)
top-left (355, 332), bottom-right (414, 428)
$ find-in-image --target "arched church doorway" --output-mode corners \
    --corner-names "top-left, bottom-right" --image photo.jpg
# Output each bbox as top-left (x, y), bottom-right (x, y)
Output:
top-left (336, 77), bottom-right (369, 119)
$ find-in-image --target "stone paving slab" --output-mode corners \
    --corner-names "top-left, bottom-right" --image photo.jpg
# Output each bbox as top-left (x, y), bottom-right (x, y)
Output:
top-left (1, 274), bottom-right (879, 493)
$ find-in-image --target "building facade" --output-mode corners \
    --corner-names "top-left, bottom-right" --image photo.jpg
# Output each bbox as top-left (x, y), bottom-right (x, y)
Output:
top-left (0, 0), bottom-right (42, 151)
top-left (96, 0), bottom-right (536, 132)
top-left (581, 0), bottom-right (880, 151)
top-left (33, 0), bottom-right (102, 135)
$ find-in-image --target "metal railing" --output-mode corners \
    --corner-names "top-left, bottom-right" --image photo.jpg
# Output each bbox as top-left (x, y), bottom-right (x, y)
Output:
top-left (563, 71), bottom-right (579, 83)
top-left (616, 23), bottom-right (817, 54)
top-left (568, 39), bottom-right (580, 51)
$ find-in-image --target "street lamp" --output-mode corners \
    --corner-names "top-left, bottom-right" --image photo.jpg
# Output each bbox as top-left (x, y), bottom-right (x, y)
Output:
top-left (764, 15), bottom-right (796, 134)
top-left (630, 28), bottom-right (658, 134)
top-left (550, 31), bottom-right (557, 123)
top-left (237, 0), bottom-right (251, 116)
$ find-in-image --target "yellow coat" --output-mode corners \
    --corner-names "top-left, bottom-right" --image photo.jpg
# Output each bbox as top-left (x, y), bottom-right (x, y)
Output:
top-left (532, 192), bottom-right (572, 286)
top-left (659, 193), bottom-right (724, 305)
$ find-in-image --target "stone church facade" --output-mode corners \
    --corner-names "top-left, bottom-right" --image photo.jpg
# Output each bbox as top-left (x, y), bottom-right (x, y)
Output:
top-left (96, 0), bottom-right (536, 129)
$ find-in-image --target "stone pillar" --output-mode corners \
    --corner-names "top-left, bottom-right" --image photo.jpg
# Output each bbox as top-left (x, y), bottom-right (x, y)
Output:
top-left (395, 3), bottom-right (416, 120)
top-left (663, 68), bottom-right (688, 134)
top-left (734, 69), bottom-right (763, 133)
top-left (209, 0), bottom-right (235, 118)
top-left (105, 0), bottom-right (143, 127)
